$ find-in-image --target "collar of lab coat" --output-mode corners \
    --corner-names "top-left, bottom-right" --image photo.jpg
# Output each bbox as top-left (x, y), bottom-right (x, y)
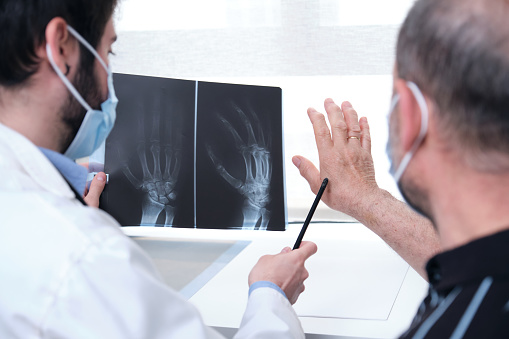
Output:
top-left (0, 122), bottom-right (74, 200)
top-left (38, 146), bottom-right (87, 195)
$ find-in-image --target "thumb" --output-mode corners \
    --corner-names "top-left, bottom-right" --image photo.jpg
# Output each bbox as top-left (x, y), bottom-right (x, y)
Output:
top-left (292, 155), bottom-right (321, 194)
top-left (294, 241), bottom-right (318, 260)
top-left (83, 172), bottom-right (107, 207)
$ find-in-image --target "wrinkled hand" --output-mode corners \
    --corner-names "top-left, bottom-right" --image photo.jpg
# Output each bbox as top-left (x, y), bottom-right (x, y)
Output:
top-left (248, 241), bottom-right (317, 304)
top-left (83, 172), bottom-right (107, 208)
top-left (292, 99), bottom-right (379, 219)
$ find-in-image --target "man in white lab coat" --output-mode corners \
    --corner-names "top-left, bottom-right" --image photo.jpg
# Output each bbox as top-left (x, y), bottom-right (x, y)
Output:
top-left (0, 1), bottom-right (317, 338)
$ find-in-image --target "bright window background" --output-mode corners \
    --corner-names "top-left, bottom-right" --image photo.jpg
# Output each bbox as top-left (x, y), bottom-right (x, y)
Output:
top-left (111, 0), bottom-right (414, 222)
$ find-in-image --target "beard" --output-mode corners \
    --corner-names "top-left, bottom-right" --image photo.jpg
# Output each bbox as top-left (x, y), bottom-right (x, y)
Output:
top-left (387, 115), bottom-right (436, 227)
top-left (58, 58), bottom-right (104, 153)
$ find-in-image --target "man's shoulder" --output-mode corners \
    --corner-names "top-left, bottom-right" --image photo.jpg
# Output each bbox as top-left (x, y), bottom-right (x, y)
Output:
top-left (0, 122), bottom-right (75, 197)
top-left (0, 122), bottom-right (127, 257)
top-left (0, 189), bottom-right (158, 338)
top-left (1, 187), bottom-right (125, 245)
top-left (401, 277), bottom-right (509, 338)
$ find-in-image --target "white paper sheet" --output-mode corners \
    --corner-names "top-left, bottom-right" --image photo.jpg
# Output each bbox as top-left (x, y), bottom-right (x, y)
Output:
top-left (190, 231), bottom-right (410, 325)
top-left (293, 238), bottom-right (409, 320)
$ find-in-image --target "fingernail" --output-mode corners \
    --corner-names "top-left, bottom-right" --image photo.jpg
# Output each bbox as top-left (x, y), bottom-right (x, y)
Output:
top-left (97, 174), bottom-right (105, 182)
top-left (343, 101), bottom-right (352, 108)
top-left (292, 157), bottom-right (301, 168)
top-left (325, 98), bottom-right (334, 104)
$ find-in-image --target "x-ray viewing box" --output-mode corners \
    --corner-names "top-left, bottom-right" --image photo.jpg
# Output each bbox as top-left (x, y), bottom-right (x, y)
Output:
top-left (100, 73), bottom-right (286, 231)
top-left (124, 223), bottom-right (429, 339)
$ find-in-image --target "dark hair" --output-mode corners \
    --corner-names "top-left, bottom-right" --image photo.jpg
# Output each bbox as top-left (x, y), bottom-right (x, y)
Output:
top-left (396, 0), bottom-right (509, 169)
top-left (0, 0), bottom-right (118, 87)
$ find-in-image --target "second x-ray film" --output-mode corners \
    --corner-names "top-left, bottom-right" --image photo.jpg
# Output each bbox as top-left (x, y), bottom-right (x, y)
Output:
top-left (101, 73), bottom-right (286, 231)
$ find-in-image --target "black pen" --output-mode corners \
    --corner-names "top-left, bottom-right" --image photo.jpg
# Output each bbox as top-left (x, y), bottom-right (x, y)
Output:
top-left (293, 178), bottom-right (328, 250)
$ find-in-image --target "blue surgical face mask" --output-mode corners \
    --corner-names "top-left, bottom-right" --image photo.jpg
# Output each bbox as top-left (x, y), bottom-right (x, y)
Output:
top-left (387, 81), bottom-right (429, 183)
top-left (46, 25), bottom-right (118, 160)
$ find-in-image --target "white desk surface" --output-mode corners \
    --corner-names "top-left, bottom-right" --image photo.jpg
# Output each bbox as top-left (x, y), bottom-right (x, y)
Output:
top-left (123, 223), bottom-right (429, 339)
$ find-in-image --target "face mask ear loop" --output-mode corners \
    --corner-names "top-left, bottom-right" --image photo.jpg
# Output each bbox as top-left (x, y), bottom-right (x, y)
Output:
top-left (392, 81), bottom-right (429, 182)
top-left (67, 26), bottom-right (109, 73)
top-left (389, 93), bottom-right (400, 115)
top-left (46, 44), bottom-right (93, 112)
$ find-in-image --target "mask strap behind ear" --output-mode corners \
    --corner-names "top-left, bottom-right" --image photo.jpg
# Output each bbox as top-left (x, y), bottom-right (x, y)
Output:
top-left (67, 26), bottom-right (109, 72)
top-left (46, 44), bottom-right (93, 112)
top-left (392, 81), bottom-right (429, 182)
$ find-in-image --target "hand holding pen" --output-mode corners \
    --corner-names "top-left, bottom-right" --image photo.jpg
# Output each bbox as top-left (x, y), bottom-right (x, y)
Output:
top-left (247, 179), bottom-right (326, 304)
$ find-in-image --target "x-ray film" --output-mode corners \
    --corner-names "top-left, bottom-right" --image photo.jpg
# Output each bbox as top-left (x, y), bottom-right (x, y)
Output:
top-left (101, 74), bottom-right (195, 227)
top-left (101, 73), bottom-right (286, 231)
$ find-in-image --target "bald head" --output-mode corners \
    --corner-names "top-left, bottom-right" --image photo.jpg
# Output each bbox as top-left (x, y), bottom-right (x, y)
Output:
top-left (396, 0), bottom-right (509, 171)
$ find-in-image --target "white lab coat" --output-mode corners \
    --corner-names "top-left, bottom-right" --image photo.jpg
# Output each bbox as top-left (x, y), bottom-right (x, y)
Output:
top-left (0, 123), bottom-right (304, 339)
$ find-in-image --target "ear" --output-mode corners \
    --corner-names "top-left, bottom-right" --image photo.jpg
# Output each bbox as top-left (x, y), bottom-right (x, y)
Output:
top-left (38, 17), bottom-right (79, 76)
top-left (394, 79), bottom-right (424, 153)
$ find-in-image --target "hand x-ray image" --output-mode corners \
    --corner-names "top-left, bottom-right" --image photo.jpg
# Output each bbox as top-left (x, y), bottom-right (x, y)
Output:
top-left (101, 73), bottom-right (286, 231)
top-left (196, 82), bottom-right (285, 231)
top-left (102, 74), bottom-right (195, 227)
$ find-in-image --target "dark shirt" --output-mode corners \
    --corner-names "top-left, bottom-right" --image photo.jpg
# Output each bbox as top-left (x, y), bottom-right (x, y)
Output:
top-left (400, 229), bottom-right (509, 338)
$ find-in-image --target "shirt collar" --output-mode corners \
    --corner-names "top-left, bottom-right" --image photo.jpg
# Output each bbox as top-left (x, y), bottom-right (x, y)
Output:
top-left (426, 229), bottom-right (509, 291)
top-left (38, 147), bottom-right (88, 195)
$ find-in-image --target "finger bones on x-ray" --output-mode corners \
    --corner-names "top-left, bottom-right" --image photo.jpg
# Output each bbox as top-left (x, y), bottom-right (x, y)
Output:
top-left (121, 103), bottom-right (181, 226)
top-left (207, 101), bottom-right (272, 230)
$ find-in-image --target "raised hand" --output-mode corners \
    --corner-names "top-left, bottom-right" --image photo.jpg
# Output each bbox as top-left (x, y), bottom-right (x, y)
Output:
top-left (121, 103), bottom-right (181, 226)
top-left (207, 102), bottom-right (272, 230)
top-left (292, 99), bottom-right (378, 219)
top-left (292, 99), bottom-right (442, 279)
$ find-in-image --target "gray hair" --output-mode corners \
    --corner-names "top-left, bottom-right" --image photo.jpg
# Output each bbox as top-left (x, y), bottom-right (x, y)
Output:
top-left (396, 0), bottom-right (509, 171)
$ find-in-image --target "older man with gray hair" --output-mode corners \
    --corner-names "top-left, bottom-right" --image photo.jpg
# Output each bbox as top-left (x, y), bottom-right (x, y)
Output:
top-left (293, 0), bottom-right (509, 337)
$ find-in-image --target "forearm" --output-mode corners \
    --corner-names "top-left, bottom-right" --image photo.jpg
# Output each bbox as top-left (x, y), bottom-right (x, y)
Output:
top-left (354, 189), bottom-right (441, 280)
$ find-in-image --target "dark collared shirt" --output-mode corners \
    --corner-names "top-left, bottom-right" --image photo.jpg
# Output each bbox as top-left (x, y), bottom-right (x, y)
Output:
top-left (400, 229), bottom-right (509, 338)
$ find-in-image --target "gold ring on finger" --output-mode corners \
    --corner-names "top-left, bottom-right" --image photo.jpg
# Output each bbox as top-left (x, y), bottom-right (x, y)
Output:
top-left (347, 136), bottom-right (360, 140)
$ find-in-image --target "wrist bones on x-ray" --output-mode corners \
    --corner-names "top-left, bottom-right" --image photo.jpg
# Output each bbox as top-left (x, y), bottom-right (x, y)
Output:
top-left (121, 108), bottom-right (180, 226)
top-left (207, 102), bottom-right (272, 230)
